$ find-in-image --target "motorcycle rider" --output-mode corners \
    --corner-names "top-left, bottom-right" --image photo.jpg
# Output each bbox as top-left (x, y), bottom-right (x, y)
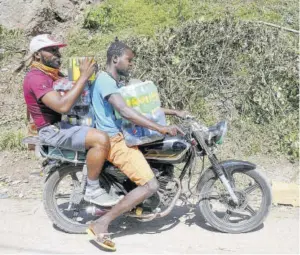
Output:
top-left (89, 39), bottom-right (187, 250)
top-left (23, 34), bottom-right (121, 207)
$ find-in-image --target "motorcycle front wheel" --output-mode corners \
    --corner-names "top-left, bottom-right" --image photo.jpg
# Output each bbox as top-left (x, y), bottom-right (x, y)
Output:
top-left (198, 168), bottom-right (272, 233)
top-left (43, 165), bottom-right (100, 234)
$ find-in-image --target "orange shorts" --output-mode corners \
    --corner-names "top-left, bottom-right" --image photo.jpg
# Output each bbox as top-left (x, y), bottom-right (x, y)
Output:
top-left (107, 133), bottom-right (154, 186)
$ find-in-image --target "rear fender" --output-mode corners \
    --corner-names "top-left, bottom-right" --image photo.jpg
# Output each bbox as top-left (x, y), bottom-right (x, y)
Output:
top-left (43, 161), bottom-right (67, 182)
top-left (196, 160), bottom-right (256, 191)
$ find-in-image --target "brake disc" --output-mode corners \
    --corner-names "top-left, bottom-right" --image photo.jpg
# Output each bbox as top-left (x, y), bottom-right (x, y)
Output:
top-left (221, 190), bottom-right (248, 212)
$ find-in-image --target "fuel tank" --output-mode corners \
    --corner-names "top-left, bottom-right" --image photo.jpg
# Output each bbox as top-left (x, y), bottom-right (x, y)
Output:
top-left (138, 136), bottom-right (191, 163)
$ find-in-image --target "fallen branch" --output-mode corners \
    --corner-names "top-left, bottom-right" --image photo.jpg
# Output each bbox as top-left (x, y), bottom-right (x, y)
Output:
top-left (257, 21), bottom-right (299, 34)
top-left (187, 77), bottom-right (202, 81)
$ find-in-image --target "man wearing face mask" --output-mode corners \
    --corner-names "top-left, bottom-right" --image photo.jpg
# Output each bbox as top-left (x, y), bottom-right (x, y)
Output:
top-left (23, 34), bottom-right (122, 207)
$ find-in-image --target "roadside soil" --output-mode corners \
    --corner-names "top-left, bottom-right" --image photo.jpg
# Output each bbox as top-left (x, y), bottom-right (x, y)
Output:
top-left (0, 150), bottom-right (299, 200)
top-left (0, 198), bottom-right (299, 254)
top-left (0, 150), bottom-right (299, 254)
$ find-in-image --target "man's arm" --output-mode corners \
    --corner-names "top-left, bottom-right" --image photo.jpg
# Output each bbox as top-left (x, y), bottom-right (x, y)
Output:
top-left (162, 108), bottom-right (190, 119)
top-left (108, 94), bottom-right (181, 136)
top-left (41, 59), bottom-right (96, 114)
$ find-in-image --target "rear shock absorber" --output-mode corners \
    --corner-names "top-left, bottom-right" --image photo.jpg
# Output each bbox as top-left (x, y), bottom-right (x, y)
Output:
top-left (81, 164), bottom-right (88, 194)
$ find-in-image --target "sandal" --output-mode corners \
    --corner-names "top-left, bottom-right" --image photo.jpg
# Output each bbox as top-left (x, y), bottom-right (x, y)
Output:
top-left (86, 227), bottom-right (116, 251)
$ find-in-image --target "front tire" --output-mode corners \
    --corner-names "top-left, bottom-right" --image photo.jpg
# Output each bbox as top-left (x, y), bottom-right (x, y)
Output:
top-left (198, 168), bottom-right (272, 233)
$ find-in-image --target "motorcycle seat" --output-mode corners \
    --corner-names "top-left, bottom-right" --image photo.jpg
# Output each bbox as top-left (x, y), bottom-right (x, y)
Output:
top-left (22, 136), bottom-right (87, 163)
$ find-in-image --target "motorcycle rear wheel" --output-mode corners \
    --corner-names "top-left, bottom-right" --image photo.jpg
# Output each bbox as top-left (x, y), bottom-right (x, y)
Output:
top-left (198, 168), bottom-right (272, 233)
top-left (43, 165), bottom-right (99, 234)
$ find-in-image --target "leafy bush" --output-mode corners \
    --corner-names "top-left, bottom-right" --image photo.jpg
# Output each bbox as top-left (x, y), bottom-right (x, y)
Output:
top-left (69, 0), bottom-right (298, 64)
top-left (123, 18), bottom-right (299, 160)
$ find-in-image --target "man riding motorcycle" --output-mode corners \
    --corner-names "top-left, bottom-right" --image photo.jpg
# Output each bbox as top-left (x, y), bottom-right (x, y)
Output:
top-left (23, 34), bottom-right (121, 207)
top-left (88, 39), bottom-right (188, 250)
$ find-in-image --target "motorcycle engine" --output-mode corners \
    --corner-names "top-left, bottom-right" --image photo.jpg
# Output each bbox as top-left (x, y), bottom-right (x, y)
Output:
top-left (141, 164), bottom-right (177, 212)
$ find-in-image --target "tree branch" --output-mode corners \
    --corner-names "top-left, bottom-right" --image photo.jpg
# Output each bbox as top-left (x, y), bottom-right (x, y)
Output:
top-left (256, 21), bottom-right (299, 34)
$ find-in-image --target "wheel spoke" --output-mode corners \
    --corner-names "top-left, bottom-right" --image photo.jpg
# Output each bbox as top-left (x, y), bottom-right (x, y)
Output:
top-left (200, 192), bottom-right (221, 201)
top-left (244, 205), bottom-right (256, 216)
top-left (55, 193), bottom-right (71, 199)
top-left (243, 183), bottom-right (259, 195)
top-left (222, 210), bottom-right (231, 222)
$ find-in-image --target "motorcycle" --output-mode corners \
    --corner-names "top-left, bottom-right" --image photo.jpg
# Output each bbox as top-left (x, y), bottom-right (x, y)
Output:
top-left (23, 118), bottom-right (272, 234)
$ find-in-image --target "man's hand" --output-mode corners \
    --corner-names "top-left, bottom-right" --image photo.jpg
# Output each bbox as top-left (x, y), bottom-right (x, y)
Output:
top-left (79, 58), bottom-right (97, 80)
top-left (159, 125), bottom-right (185, 136)
top-left (42, 58), bottom-right (98, 114)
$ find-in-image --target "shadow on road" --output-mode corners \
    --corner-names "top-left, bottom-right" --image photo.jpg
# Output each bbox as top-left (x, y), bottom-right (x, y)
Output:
top-left (108, 203), bottom-right (220, 239)
top-left (52, 201), bottom-right (264, 237)
top-left (108, 202), bottom-right (265, 238)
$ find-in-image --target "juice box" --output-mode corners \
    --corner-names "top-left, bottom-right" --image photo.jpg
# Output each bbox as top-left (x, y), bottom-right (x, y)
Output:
top-left (68, 57), bottom-right (96, 81)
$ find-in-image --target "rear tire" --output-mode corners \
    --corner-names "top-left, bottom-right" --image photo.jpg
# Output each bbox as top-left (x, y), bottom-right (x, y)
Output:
top-left (43, 165), bottom-right (92, 234)
top-left (198, 168), bottom-right (272, 233)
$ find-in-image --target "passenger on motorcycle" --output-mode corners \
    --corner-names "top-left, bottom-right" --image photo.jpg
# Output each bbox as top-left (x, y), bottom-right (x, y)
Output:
top-left (23, 34), bottom-right (122, 207)
top-left (89, 38), bottom-right (188, 249)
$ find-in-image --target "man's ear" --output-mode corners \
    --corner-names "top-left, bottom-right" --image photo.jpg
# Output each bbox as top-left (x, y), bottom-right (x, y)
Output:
top-left (34, 51), bottom-right (41, 61)
top-left (112, 55), bottom-right (118, 64)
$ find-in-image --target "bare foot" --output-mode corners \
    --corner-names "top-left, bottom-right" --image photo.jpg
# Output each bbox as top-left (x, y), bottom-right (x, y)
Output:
top-left (87, 222), bottom-right (116, 251)
top-left (89, 220), bottom-right (109, 236)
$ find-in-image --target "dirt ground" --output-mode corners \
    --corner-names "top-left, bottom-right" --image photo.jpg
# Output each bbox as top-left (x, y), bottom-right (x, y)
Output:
top-left (0, 198), bottom-right (299, 254)
top-left (0, 149), bottom-right (299, 254)
top-left (0, 150), bottom-right (299, 200)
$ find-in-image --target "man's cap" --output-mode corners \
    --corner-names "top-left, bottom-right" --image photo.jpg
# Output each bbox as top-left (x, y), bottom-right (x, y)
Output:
top-left (29, 34), bottom-right (67, 54)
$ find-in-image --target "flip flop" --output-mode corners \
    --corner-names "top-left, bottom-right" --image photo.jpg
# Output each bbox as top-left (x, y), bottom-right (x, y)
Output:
top-left (86, 227), bottom-right (116, 251)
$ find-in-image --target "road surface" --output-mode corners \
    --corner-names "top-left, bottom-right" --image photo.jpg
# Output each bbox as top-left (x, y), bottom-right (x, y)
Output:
top-left (0, 199), bottom-right (299, 254)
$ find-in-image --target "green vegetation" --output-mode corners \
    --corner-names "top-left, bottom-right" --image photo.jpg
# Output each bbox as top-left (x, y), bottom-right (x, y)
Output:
top-left (123, 19), bottom-right (298, 161)
top-left (0, 1), bottom-right (298, 161)
top-left (0, 25), bottom-right (26, 64)
top-left (0, 130), bottom-right (26, 151)
top-left (83, 0), bottom-right (298, 35)
top-left (83, 0), bottom-right (193, 35)
top-left (66, 0), bottom-right (298, 58)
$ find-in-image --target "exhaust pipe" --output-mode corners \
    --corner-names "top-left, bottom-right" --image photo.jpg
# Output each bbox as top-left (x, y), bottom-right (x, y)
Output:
top-left (86, 206), bottom-right (108, 216)
top-left (128, 178), bottom-right (182, 221)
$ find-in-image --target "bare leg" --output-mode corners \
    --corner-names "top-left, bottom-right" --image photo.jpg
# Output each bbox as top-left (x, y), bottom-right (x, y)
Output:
top-left (84, 129), bottom-right (110, 180)
top-left (90, 177), bottom-right (159, 234)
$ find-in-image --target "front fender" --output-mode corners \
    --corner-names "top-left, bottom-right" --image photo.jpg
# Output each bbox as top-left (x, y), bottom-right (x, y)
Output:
top-left (196, 160), bottom-right (256, 191)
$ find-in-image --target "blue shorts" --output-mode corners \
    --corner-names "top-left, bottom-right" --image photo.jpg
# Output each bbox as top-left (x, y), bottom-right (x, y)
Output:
top-left (38, 122), bottom-right (90, 152)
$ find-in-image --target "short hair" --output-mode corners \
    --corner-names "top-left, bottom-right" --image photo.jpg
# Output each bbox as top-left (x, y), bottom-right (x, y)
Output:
top-left (106, 37), bottom-right (133, 64)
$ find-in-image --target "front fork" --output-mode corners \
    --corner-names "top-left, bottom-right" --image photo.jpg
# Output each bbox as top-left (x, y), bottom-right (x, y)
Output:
top-left (218, 172), bottom-right (238, 204)
top-left (194, 131), bottom-right (239, 204)
top-left (209, 154), bottom-right (239, 204)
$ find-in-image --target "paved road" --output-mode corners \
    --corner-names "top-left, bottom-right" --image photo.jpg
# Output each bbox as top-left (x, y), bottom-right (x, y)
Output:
top-left (0, 199), bottom-right (299, 254)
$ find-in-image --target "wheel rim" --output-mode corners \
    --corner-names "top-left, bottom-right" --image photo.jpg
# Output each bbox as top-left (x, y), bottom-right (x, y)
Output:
top-left (202, 170), bottom-right (266, 228)
top-left (51, 166), bottom-right (98, 226)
